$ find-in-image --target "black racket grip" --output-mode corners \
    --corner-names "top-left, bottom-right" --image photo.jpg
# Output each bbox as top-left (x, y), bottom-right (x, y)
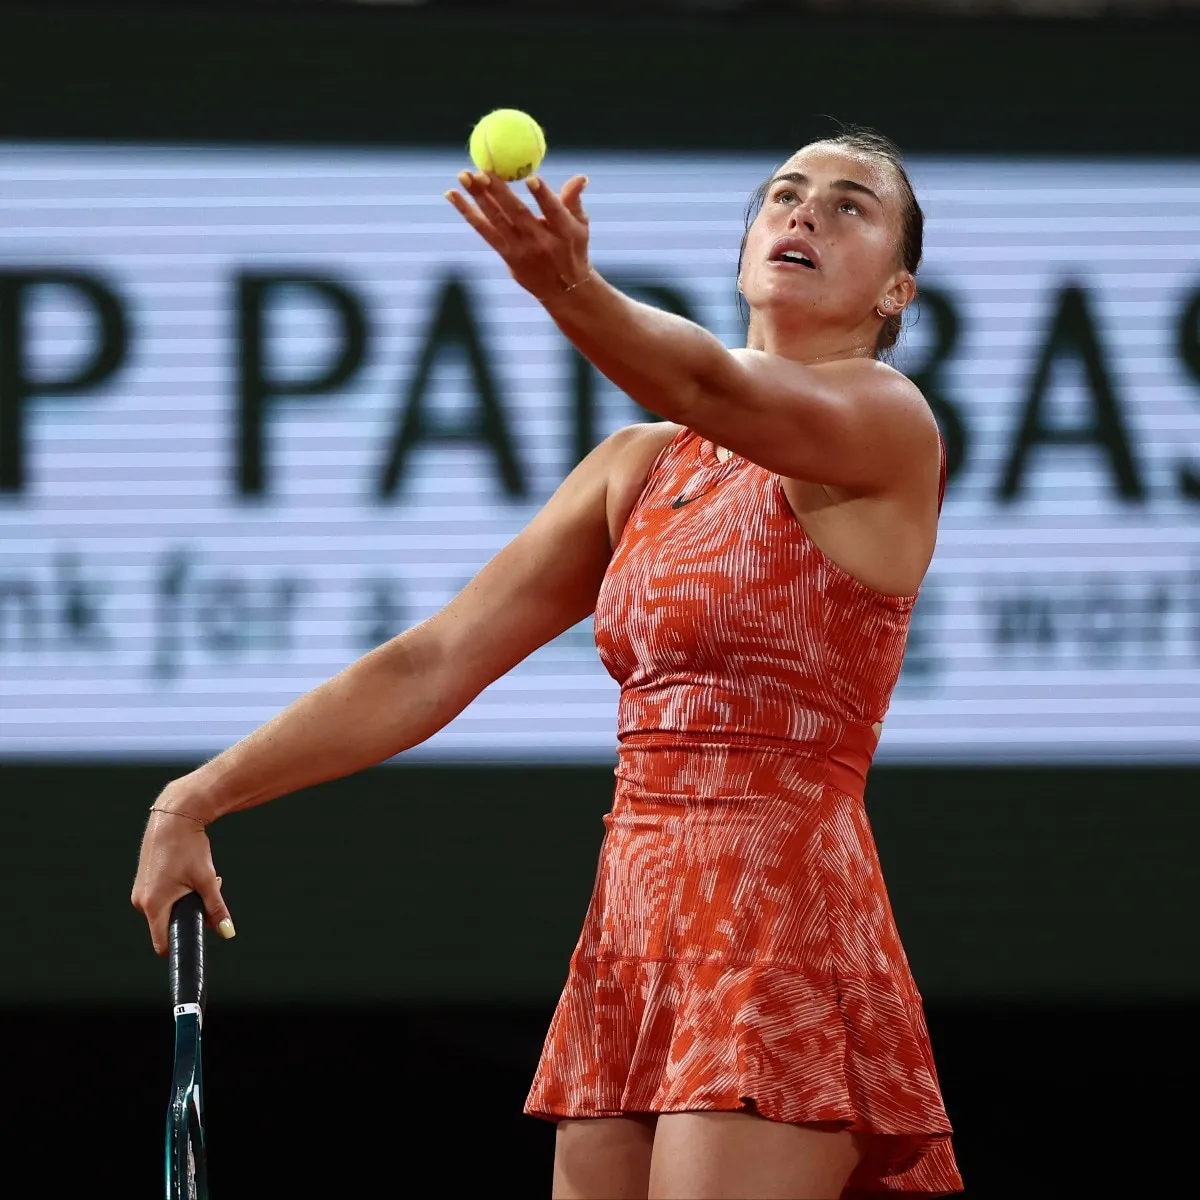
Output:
top-left (168, 893), bottom-right (206, 1012)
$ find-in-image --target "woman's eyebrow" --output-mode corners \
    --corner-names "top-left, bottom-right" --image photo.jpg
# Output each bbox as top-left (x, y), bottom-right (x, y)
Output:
top-left (768, 170), bottom-right (882, 206)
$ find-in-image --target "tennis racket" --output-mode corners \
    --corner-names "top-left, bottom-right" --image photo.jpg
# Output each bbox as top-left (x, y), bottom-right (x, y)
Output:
top-left (165, 893), bottom-right (209, 1200)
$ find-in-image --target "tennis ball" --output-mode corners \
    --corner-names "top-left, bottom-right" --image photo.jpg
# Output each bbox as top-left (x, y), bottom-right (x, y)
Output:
top-left (468, 109), bottom-right (546, 182)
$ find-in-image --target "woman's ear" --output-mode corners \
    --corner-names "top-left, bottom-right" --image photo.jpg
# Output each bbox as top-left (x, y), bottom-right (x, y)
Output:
top-left (886, 273), bottom-right (918, 315)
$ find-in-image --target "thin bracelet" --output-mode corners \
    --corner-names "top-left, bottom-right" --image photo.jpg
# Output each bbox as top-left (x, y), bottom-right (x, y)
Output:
top-left (149, 805), bottom-right (208, 827)
top-left (561, 269), bottom-right (593, 294)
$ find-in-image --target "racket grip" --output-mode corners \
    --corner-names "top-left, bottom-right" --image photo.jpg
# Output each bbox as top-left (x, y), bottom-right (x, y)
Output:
top-left (168, 892), bottom-right (206, 1012)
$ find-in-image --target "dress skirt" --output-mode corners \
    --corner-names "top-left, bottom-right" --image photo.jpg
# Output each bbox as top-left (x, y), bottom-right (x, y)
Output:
top-left (525, 735), bottom-right (963, 1197)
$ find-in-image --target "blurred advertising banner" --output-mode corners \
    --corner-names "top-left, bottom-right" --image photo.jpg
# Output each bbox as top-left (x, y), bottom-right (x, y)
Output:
top-left (0, 145), bottom-right (1197, 762)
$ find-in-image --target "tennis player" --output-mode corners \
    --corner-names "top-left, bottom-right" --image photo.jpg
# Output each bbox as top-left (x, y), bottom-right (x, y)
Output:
top-left (133, 128), bottom-right (962, 1198)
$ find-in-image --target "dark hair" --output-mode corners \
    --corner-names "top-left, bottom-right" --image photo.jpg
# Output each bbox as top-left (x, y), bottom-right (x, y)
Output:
top-left (736, 125), bottom-right (924, 361)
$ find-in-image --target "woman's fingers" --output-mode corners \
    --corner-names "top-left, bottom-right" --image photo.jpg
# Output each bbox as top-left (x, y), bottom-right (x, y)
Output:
top-left (457, 170), bottom-right (512, 229)
top-left (457, 170), bottom-right (535, 239)
top-left (201, 874), bottom-right (236, 940)
top-left (444, 187), bottom-right (509, 254)
top-left (472, 171), bottom-right (540, 231)
top-left (141, 884), bottom-right (190, 957)
top-left (525, 175), bottom-right (581, 238)
top-left (142, 876), bottom-right (232, 955)
top-left (560, 175), bottom-right (590, 222)
top-left (147, 901), bottom-right (173, 957)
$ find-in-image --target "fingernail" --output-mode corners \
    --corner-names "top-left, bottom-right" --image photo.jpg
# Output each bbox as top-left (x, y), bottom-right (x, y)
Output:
top-left (218, 918), bottom-right (236, 939)
top-left (457, 171), bottom-right (472, 187)
top-left (443, 190), bottom-right (456, 203)
top-left (527, 175), bottom-right (541, 190)
top-left (581, 176), bottom-right (590, 187)
top-left (476, 171), bottom-right (491, 186)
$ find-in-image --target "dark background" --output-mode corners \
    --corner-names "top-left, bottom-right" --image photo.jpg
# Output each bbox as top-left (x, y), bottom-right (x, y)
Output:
top-left (1, 3), bottom-right (1197, 1195)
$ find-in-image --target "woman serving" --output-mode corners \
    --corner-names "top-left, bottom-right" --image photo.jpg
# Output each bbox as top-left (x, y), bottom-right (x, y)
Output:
top-left (134, 127), bottom-right (961, 1199)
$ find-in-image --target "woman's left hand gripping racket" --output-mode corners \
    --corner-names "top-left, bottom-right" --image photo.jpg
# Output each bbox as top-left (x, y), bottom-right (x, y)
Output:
top-left (165, 893), bottom-right (209, 1199)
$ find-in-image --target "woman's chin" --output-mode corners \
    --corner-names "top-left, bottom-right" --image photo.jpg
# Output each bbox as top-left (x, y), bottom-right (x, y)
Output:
top-left (752, 276), bottom-right (825, 309)
top-left (750, 295), bottom-right (828, 331)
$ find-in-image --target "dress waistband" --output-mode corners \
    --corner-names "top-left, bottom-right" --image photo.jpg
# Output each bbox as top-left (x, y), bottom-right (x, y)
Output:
top-left (616, 723), bottom-right (878, 800)
top-left (824, 721), bottom-right (877, 796)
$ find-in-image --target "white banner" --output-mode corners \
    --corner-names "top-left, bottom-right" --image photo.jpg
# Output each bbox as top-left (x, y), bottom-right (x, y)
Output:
top-left (0, 145), bottom-right (1197, 762)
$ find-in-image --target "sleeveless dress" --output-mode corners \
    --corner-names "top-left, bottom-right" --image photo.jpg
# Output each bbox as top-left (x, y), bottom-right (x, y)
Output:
top-left (525, 426), bottom-right (962, 1198)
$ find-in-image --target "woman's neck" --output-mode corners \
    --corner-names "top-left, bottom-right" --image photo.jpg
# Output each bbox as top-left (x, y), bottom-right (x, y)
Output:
top-left (747, 313), bottom-right (877, 366)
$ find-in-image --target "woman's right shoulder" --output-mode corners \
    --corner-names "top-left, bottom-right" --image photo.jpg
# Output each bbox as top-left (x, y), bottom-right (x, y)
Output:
top-left (603, 421), bottom-right (686, 547)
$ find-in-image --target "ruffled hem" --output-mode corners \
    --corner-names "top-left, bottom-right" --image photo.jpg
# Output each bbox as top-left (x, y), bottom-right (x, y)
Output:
top-left (524, 956), bottom-right (962, 1196)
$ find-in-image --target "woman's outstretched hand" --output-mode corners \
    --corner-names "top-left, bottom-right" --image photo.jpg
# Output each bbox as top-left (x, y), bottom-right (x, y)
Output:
top-left (446, 171), bottom-right (592, 303)
top-left (131, 796), bottom-right (235, 956)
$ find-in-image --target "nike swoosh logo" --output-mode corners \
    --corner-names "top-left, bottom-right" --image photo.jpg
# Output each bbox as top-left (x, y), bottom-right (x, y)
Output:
top-left (671, 491), bottom-right (710, 509)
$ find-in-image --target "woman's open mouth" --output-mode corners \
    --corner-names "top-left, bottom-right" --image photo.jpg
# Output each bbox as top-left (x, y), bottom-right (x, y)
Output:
top-left (768, 236), bottom-right (821, 270)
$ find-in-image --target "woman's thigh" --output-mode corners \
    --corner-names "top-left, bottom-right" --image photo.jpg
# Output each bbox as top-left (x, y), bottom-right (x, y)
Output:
top-left (649, 1111), bottom-right (865, 1200)
top-left (552, 1115), bottom-right (657, 1200)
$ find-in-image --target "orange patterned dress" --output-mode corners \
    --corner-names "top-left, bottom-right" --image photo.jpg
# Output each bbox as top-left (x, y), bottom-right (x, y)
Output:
top-left (525, 426), bottom-right (962, 1198)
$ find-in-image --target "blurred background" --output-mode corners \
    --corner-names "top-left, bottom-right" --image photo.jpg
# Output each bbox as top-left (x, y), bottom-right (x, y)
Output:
top-left (1, 0), bottom-right (1197, 1195)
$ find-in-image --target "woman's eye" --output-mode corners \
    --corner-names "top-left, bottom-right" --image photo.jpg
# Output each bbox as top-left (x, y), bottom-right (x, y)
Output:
top-left (838, 200), bottom-right (861, 216)
top-left (774, 189), bottom-right (796, 204)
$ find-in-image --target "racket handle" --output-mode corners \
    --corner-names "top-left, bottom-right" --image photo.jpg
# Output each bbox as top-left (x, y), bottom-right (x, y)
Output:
top-left (168, 892), bottom-right (206, 1012)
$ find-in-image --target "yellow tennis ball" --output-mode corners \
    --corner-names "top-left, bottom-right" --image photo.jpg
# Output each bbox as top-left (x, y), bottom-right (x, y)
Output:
top-left (468, 109), bottom-right (546, 182)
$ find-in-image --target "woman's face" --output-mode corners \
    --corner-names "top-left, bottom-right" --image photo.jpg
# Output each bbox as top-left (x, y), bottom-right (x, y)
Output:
top-left (739, 143), bottom-right (913, 341)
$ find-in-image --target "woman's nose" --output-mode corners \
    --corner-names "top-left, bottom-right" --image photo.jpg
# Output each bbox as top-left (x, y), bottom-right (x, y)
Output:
top-left (788, 201), bottom-right (818, 233)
